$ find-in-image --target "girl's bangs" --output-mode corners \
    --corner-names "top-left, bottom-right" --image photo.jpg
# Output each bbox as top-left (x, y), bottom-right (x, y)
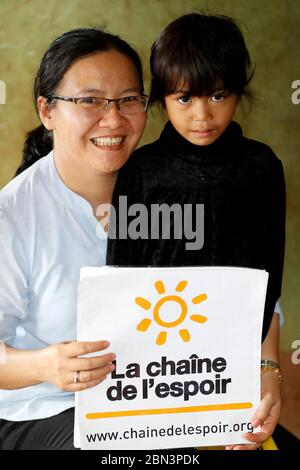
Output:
top-left (163, 56), bottom-right (226, 97)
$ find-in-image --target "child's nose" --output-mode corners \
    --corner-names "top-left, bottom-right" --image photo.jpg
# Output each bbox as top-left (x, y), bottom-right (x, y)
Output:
top-left (192, 98), bottom-right (213, 121)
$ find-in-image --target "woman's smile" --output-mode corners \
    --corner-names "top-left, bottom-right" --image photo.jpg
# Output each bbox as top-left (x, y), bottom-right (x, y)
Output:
top-left (90, 135), bottom-right (126, 149)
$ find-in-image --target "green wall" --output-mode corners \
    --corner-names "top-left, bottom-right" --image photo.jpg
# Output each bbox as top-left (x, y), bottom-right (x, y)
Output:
top-left (0, 0), bottom-right (299, 350)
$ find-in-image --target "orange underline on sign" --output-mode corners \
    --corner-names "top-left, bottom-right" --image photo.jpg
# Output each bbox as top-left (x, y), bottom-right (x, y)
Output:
top-left (85, 402), bottom-right (253, 420)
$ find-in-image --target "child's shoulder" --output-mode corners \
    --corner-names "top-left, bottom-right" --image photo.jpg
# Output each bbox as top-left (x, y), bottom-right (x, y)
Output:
top-left (240, 135), bottom-right (282, 169)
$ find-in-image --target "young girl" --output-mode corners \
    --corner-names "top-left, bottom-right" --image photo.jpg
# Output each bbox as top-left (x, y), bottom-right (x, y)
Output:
top-left (107, 13), bottom-right (285, 450)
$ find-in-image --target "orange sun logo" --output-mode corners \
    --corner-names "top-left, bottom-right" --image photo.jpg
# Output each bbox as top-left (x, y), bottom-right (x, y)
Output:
top-left (135, 280), bottom-right (208, 345)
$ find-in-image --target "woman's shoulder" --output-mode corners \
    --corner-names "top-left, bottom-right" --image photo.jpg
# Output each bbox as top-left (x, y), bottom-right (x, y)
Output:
top-left (0, 153), bottom-right (52, 217)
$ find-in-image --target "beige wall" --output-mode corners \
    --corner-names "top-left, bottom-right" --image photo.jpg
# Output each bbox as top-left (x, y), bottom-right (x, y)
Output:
top-left (0, 0), bottom-right (299, 352)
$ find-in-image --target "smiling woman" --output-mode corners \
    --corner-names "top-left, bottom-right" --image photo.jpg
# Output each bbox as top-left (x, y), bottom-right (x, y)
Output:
top-left (37, 49), bottom-right (147, 211)
top-left (0, 28), bottom-right (147, 450)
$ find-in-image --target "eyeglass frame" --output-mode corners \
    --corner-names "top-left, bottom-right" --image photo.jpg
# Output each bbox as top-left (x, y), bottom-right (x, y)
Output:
top-left (47, 94), bottom-right (149, 115)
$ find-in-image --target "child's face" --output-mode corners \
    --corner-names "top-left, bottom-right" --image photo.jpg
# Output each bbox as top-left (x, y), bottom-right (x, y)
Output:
top-left (164, 88), bottom-right (238, 146)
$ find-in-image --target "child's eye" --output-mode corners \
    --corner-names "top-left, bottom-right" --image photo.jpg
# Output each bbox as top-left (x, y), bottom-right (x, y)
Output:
top-left (210, 93), bottom-right (226, 102)
top-left (177, 95), bottom-right (192, 104)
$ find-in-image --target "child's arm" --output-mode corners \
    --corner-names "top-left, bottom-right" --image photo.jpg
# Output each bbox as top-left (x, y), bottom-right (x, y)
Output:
top-left (225, 313), bottom-right (281, 450)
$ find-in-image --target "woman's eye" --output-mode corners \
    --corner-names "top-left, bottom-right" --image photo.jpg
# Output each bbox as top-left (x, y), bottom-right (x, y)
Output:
top-left (177, 95), bottom-right (192, 104)
top-left (80, 97), bottom-right (98, 105)
top-left (122, 96), bottom-right (138, 102)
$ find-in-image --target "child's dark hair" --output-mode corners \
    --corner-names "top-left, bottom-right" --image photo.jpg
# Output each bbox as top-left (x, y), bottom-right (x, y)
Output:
top-left (149, 13), bottom-right (254, 106)
top-left (15, 27), bottom-right (144, 176)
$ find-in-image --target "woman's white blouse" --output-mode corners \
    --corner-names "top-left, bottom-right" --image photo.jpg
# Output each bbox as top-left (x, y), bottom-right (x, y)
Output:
top-left (0, 152), bottom-right (107, 421)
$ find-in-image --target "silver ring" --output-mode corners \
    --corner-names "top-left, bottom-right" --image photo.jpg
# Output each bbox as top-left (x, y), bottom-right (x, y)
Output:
top-left (73, 371), bottom-right (80, 384)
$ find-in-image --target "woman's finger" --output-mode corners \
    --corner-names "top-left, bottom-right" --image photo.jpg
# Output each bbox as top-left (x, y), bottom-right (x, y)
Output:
top-left (74, 363), bottom-right (115, 384)
top-left (63, 363), bottom-right (116, 392)
top-left (66, 340), bottom-right (110, 357)
top-left (68, 376), bottom-right (108, 392)
top-left (68, 353), bottom-right (116, 372)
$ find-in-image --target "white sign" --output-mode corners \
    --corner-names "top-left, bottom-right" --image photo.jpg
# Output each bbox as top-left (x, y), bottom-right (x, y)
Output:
top-left (75, 266), bottom-right (267, 450)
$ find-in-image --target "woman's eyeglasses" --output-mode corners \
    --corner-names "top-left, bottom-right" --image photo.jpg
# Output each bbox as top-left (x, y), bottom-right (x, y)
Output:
top-left (48, 95), bottom-right (148, 116)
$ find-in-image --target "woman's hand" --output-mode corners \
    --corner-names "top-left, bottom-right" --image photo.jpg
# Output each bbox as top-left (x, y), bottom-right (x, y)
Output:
top-left (39, 340), bottom-right (115, 391)
top-left (225, 371), bottom-right (281, 450)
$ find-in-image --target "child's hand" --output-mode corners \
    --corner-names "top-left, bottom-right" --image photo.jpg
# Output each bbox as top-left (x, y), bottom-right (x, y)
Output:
top-left (225, 371), bottom-right (281, 450)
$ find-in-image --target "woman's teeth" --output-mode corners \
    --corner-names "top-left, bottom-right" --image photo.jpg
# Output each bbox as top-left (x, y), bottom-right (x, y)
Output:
top-left (91, 136), bottom-right (124, 147)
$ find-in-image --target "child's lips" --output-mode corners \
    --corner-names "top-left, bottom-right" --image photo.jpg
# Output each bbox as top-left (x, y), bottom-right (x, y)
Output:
top-left (192, 128), bottom-right (216, 136)
top-left (193, 128), bottom-right (215, 132)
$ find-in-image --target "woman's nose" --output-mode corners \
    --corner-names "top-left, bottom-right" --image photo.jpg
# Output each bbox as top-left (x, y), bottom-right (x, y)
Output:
top-left (98, 102), bottom-right (126, 128)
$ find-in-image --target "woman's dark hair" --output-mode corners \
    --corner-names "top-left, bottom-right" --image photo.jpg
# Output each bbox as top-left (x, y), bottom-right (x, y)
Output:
top-left (149, 13), bottom-right (254, 106)
top-left (15, 127), bottom-right (53, 176)
top-left (15, 28), bottom-right (144, 176)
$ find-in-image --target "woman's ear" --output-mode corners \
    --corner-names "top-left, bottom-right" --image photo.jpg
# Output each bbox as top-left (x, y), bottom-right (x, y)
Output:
top-left (37, 96), bottom-right (55, 130)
